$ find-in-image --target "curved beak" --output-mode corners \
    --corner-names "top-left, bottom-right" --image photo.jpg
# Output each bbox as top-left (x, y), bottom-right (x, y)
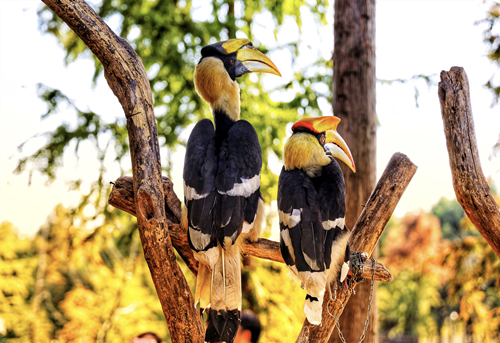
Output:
top-left (235, 46), bottom-right (281, 77)
top-left (324, 130), bottom-right (356, 173)
top-left (208, 38), bottom-right (281, 78)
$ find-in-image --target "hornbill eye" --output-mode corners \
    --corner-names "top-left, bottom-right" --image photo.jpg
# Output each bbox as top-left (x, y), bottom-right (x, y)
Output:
top-left (320, 134), bottom-right (325, 145)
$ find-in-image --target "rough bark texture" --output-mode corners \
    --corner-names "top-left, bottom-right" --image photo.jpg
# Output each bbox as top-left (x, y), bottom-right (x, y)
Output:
top-left (108, 177), bottom-right (394, 282)
top-left (296, 153), bottom-right (417, 343)
top-left (331, 0), bottom-right (377, 342)
top-left (41, 1), bottom-right (204, 341)
top-left (438, 67), bottom-right (500, 258)
top-left (109, 176), bottom-right (199, 276)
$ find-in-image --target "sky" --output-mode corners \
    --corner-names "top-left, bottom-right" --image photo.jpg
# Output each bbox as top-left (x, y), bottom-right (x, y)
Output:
top-left (1, 0), bottom-right (499, 237)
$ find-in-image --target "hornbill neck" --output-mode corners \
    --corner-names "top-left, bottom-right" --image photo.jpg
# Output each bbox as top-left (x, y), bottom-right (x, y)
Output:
top-left (194, 57), bottom-right (241, 134)
top-left (284, 133), bottom-right (331, 178)
top-left (213, 108), bottom-right (237, 139)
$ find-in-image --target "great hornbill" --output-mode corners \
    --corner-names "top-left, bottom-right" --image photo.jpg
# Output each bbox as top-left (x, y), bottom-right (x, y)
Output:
top-left (182, 39), bottom-right (280, 343)
top-left (278, 116), bottom-right (356, 325)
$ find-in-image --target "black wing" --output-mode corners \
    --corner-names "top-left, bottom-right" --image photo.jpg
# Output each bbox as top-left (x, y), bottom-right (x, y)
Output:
top-left (184, 119), bottom-right (218, 252)
top-left (215, 120), bottom-right (262, 246)
top-left (278, 168), bottom-right (325, 272)
top-left (278, 158), bottom-right (348, 272)
top-left (313, 158), bottom-right (348, 269)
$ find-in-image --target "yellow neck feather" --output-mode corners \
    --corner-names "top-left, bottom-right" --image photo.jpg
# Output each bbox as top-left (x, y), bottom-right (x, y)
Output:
top-left (284, 133), bottom-right (331, 176)
top-left (194, 57), bottom-right (240, 121)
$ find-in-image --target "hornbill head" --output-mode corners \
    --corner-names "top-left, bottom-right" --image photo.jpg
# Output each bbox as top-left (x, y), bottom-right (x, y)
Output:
top-left (194, 39), bottom-right (281, 119)
top-left (284, 116), bottom-right (356, 174)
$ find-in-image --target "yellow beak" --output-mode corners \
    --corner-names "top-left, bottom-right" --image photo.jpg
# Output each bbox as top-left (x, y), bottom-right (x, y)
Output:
top-left (325, 130), bottom-right (356, 173)
top-left (236, 46), bottom-right (281, 77)
top-left (220, 38), bottom-right (281, 77)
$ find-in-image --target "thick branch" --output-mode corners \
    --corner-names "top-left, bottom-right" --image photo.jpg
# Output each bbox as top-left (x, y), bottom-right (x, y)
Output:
top-left (438, 66), bottom-right (500, 258)
top-left (109, 179), bottom-right (393, 282)
top-left (42, 0), bottom-right (204, 341)
top-left (109, 176), bottom-right (199, 276)
top-left (296, 152), bottom-right (417, 343)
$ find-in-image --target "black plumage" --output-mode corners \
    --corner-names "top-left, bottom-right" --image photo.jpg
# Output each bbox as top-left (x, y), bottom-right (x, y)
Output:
top-left (184, 38), bottom-right (280, 343)
top-left (277, 115), bottom-right (355, 325)
top-left (278, 158), bottom-right (348, 273)
top-left (184, 118), bottom-right (262, 251)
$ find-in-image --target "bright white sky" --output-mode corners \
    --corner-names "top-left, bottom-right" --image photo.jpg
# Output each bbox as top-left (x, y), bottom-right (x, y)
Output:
top-left (1, 0), bottom-right (499, 236)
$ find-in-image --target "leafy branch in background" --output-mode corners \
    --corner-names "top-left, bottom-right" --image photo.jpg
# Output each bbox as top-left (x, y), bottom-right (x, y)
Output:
top-left (22, 0), bottom-right (332, 209)
top-left (378, 73), bottom-right (437, 108)
top-left (479, 1), bottom-right (500, 105)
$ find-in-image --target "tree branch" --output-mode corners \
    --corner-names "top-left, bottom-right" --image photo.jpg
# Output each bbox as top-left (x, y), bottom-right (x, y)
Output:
top-left (296, 152), bottom-right (417, 343)
top-left (41, 0), bottom-right (204, 341)
top-left (108, 177), bottom-right (393, 282)
top-left (438, 66), bottom-right (500, 258)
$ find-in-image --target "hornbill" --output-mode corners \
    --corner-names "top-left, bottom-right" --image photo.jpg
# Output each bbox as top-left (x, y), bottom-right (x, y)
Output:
top-left (278, 116), bottom-right (356, 325)
top-left (182, 39), bottom-right (280, 343)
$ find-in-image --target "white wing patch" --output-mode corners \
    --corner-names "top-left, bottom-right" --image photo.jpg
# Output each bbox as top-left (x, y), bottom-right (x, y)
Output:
top-left (279, 208), bottom-right (301, 228)
top-left (218, 173), bottom-right (260, 197)
top-left (184, 181), bottom-right (210, 201)
top-left (241, 213), bottom-right (256, 233)
top-left (322, 217), bottom-right (345, 231)
top-left (189, 227), bottom-right (212, 251)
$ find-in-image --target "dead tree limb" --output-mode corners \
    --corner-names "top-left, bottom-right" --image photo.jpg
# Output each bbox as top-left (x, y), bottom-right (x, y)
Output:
top-left (108, 177), bottom-right (393, 283)
top-left (438, 66), bottom-right (500, 258)
top-left (296, 152), bottom-right (417, 343)
top-left (41, 0), bottom-right (204, 341)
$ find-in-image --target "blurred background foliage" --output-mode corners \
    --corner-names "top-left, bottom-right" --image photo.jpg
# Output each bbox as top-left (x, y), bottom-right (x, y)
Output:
top-left (2, 185), bottom-right (499, 342)
top-left (3, 0), bottom-right (500, 342)
top-left (377, 185), bottom-right (500, 343)
top-left (482, 0), bottom-right (500, 156)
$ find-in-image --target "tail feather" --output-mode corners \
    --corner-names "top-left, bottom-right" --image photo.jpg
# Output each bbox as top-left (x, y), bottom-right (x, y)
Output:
top-left (204, 243), bottom-right (242, 343)
top-left (304, 293), bottom-right (324, 325)
top-left (195, 264), bottom-right (212, 310)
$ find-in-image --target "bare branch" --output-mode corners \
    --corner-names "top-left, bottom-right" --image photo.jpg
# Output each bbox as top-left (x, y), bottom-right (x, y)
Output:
top-left (41, 0), bottom-right (204, 341)
top-left (438, 66), bottom-right (500, 258)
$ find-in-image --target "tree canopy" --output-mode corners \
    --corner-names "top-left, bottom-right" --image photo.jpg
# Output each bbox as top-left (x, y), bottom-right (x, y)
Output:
top-left (19, 0), bottom-right (332, 209)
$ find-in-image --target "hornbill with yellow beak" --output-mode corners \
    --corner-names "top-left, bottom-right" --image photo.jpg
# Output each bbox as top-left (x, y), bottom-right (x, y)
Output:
top-left (278, 116), bottom-right (356, 325)
top-left (182, 39), bottom-right (281, 343)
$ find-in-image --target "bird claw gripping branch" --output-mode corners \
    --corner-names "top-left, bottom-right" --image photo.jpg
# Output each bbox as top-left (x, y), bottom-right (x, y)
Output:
top-left (342, 251), bottom-right (370, 295)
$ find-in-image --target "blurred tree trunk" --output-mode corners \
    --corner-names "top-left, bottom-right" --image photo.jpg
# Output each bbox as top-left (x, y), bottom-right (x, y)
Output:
top-left (331, 0), bottom-right (378, 342)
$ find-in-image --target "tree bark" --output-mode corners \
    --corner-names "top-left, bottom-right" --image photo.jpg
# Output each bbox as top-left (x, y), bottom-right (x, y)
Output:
top-left (438, 66), bottom-right (500, 258)
top-left (331, 0), bottom-right (377, 342)
top-left (296, 153), bottom-right (417, 343)
top-left (108, 176), bottom-right (394, 282)
top-left (41, 0), bottom-right (204, 341)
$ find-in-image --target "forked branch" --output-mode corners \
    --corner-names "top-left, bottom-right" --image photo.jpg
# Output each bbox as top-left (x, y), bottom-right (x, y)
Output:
top-left (108, 177), bottom-right (394, 283)
top-left (42, 0), bottom-right (416, 341)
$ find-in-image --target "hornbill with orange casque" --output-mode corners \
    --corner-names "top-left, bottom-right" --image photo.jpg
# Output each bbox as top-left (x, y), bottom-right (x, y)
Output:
top-left (182, 39), bottom-right (281, 343)
top-left (278, 116), bottom-right (356, 325)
